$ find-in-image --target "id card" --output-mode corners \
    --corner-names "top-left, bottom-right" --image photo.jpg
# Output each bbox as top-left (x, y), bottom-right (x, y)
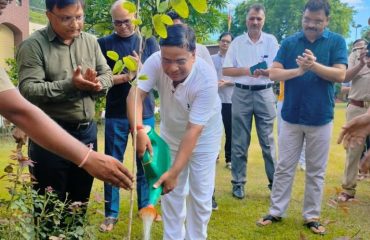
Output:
top-left (250, 61), bottom-right (268, 75)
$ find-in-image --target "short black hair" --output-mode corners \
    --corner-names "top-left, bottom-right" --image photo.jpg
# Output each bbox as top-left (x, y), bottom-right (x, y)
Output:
top-left (353, 38), bottom-right (368, 46)
top-left (159, 25), bottom-right (196, 52)
top-left (304, 0), bottom-right (330, 17)
top-left (166, 10), bottom-right (184, 23)
top-left (218, 32), bottom-right (234, 41)
top-left (46, 0), bottom-right (84, 11)
top-left (247, 3), bottom-right (265, 15)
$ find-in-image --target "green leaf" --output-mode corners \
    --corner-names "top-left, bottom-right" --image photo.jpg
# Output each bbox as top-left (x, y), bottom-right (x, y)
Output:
top-left (158, 1), bottom-right (169, 13)
top-left (4, 165), bottom-right (13, 173)
top-left (112, 60), bottom-right (124, 74)
top-left (141, 26), bottom-right (153, 39)
top-left (160, 14), bottom-right (173, 25)
top-left (170, 0), bottom-right (189, 18)
top-left (123, 56), bottom-right (138, 72)
top-left (188, 0), bottom-right (207, 13)
top-left (153, 14), bottom-right (167, 38)
top-left (132, 18), bottom-right (142, 26)
top-left (122, 2), bottom-right (136, 13)
top-left (138, 74), bottom-right (149, 80)
top-left (107, 51), bottom-right (119, 62)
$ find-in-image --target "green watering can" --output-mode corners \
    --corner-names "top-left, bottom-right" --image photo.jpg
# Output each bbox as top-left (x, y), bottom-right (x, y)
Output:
top-left (141, 126), bottom-right (171, 206)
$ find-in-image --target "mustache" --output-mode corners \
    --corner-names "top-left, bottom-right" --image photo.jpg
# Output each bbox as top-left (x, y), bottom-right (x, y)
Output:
top-left (305, 27), bottom-right (317, 32)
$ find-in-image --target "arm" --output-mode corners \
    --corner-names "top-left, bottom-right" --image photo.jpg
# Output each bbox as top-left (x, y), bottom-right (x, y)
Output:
top-left (127, 86), bottom-right (150, 156)
top-left (0, 89), bottom-right (133, 188)
top-left (310, 62), bottom-right (346, 83)
top-left (344, 51), bottom-right (367, 82)
top-left (223, 67), bottom-right (251, 77)
top-left (269, 62), bottom-right (304, 82)
top-left (154, 123), bottom-right (203, 193)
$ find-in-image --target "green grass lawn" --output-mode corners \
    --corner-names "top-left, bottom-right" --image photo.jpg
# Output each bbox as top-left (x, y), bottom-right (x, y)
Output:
top-left (1, 102), bottom-right (370, 239)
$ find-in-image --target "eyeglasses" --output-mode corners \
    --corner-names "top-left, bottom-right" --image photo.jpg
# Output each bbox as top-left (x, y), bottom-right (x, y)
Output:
top-left (248, 17), bottom-right (263, 22)
top-left (113, 19), bottom-right (132, 27)
top-left (49, 11), bottom-right (84, 25)
top-left (220, 40), bottom-right (231, 44)
top-left (302, 17), bottom-right (324, 26)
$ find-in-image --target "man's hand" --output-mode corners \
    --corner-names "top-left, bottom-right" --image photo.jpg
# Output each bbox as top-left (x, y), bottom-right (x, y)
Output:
top-left (83, 151), bottom-right (134, 189)
top-left (153, 170), bottom-right (178, 194)
top-left (12, 127), bottom-right (28, 145)
top-left (253, 69), bottom-right (269, 78)
top-left (296, 49), bottom-right (316, 71)
top-left (72, 66), bottom-right (102, 92)
top-left (337, 112), bottom-right (370, 149)
top-left (135, 129), bottom-right (152, 157)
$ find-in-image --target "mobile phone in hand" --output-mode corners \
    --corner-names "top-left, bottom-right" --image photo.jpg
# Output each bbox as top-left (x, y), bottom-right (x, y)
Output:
top-left (367, 43), bottom-right (370, 57)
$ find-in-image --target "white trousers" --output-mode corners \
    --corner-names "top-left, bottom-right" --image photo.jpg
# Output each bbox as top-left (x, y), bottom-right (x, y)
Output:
top-left (269, 120), bottom-right (332, 220)
top-left (162, 150), bottom-right (218, 240)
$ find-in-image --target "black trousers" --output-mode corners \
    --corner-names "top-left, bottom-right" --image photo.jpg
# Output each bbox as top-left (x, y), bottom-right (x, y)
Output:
top-left (28, 121), bottom-right (97, 233)
top-left (221, 103), bottom-right (232, 163)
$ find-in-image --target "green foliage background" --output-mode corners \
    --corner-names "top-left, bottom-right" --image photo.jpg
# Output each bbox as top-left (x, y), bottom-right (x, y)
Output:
top-left (228, 0), bottom-right (355, 42)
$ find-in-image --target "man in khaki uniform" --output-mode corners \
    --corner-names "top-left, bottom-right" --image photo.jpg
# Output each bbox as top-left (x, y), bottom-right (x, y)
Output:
top-left (338, 38), bottom-right (370, 201)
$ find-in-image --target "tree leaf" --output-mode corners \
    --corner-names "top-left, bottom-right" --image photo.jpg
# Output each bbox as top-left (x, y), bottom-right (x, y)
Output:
top-left (138, 74), bottom-right (149, 80)
top-left (170, 0), bottom-right (189, 18)
top-left (122, 2), bottom-right (136, 13)
top-left (188, 0), bottom-right (207, 13)
top-left (107, 51), bottom-right (119, 62)
top-left (158, 1), bottom-right (169, 13)
top-left (153, 14), bottom-right (167, 38)
top-left (160, 14), bottom-right (174, 25)
top-left (4, 165), bottom-right (13, 174)
top-left (112, 60), bottom-right (124, 74)
top-left (141, 26), bottom-right (153, 39)
top-left (123, 56), bottom-right (138, 72)
top-left (132, 18), bottom-right (142, 26)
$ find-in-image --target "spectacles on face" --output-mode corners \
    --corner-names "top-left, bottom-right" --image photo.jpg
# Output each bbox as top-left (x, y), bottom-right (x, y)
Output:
top-left (49, 11), bottom-right (84, 25)
top-left (248, 17), bottom-right (263, 22)
top-left (113, 19), bottom-right (132, 27)
top-left (220, 40), bottom-right (231, 44)
top-left (302, 17), bottom-right (324, 26)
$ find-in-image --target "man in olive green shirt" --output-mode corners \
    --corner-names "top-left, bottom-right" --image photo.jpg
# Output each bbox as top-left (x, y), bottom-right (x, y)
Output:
top-left (16, 0), bottom-right (113, 226)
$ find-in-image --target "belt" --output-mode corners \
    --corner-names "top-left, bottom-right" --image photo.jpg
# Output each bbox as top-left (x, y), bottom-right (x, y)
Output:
top-left (349, 99), bottom-right (370, 108)
top-left (235, 83), bottom-right (273, 91)
top-left (55, 120), bottom-right (92, 131)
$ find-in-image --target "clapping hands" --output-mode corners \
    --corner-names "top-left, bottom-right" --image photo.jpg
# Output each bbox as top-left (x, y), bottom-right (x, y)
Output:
top-left (72, 65), bottom-right (102, 92)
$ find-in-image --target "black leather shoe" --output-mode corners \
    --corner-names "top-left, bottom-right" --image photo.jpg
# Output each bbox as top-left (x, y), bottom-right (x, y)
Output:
top-left (232, 185), bottom-right (245, 199)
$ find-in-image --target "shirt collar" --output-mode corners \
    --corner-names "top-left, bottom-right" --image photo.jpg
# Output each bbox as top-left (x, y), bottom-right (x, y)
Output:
top-left (244, 31), bottom-right (264, 44)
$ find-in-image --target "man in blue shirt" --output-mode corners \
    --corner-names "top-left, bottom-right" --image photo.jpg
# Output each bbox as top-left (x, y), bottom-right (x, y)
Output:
top-left (257, 0), bottom-right (347, 235)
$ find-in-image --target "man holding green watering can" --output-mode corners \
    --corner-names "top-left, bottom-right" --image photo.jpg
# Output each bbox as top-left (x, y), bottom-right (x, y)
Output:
top-left (127, 24), bottom-right (222, 240)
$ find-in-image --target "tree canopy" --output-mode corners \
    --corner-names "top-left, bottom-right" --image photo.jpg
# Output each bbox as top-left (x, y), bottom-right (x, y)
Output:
top-left (84, 0), bottom-right (228, 43)
top-left (228, 0), bottom-right (355, 42)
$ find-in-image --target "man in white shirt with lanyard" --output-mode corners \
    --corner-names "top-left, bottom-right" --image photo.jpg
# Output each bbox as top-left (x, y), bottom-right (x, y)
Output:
top-left (223, 3), bottom-right (279, 199)
top-left (127, 24), bottom-right (222, 240)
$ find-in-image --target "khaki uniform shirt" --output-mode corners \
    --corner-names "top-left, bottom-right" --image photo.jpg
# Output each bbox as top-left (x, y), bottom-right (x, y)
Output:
top-left (16, 24), bottom-right (113, 122)
top-left (348, 50), bottom-right (370, 101)
top-left (0, 68), bottom-right (15, 93)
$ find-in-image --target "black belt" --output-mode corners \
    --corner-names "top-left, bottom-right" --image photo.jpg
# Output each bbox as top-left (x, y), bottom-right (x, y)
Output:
top-left (55, 119), bottom-right (92, 131)
top-left (235, 83), bottom-right (273, 91)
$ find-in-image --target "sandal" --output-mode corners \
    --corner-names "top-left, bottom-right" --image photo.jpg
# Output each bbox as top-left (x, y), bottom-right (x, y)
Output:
top-left (304, 220), bottom-right (326, 235)
top-left (256, 214), bottom-right (281, 226)
top-left (99, 217), bottom-right (118, 232)
top-left (337, 192), bottom-right (354, 202)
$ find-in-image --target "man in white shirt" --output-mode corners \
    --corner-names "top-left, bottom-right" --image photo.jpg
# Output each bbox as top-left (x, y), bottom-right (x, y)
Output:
top-left (223, 3), bottom-right (279, 199)
top-left (127, 24), bottom-right (222, 240)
